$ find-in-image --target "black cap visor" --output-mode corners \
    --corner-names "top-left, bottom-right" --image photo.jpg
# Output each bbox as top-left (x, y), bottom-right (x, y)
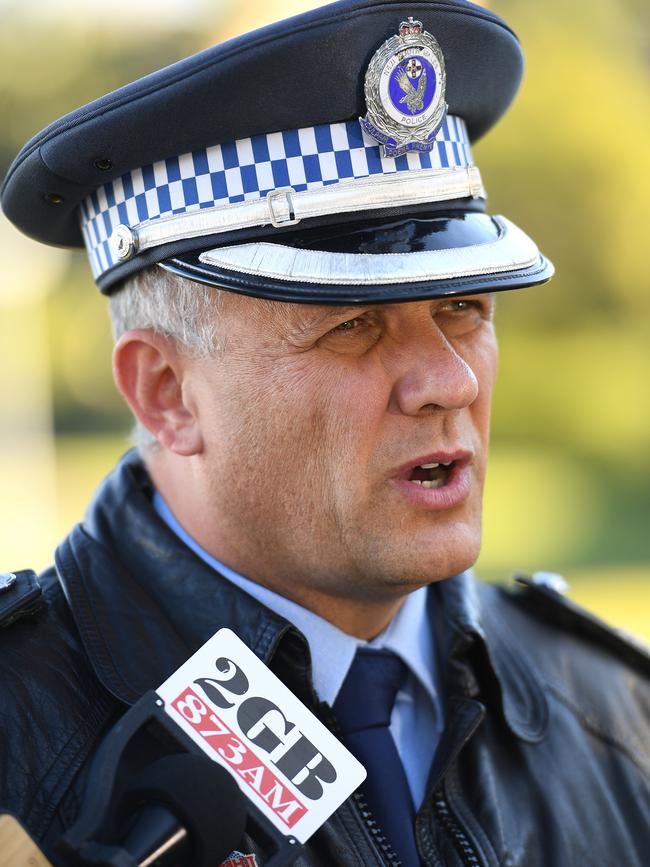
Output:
top-left (160, 212), bottom-right (553, 304)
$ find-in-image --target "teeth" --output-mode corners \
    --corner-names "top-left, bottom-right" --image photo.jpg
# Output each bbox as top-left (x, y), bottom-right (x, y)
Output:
top-left (441, 461), bottom-right (453, 467)
top-left (422, 478), bottom-right (444, 489)
top-left (419, 462), bottom-right (439, 469)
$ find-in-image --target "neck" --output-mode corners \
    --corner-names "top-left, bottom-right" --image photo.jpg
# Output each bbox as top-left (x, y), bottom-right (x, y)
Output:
top-left (148, 454), bottom-right (406, 641)
top-left (262, 582), bottom-right (405, 641)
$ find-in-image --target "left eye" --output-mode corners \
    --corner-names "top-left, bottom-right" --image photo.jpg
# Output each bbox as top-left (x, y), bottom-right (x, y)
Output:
top-left (439, 297), bottom-right (493, 319)
top-left (445, 299), bottom-right (483, 313)
top-left (435, 297), bottom-right (492, 336)
top-left (333, 318), bottom-right (362, 332)
top-left (321, 313), bottom-right (382, 351)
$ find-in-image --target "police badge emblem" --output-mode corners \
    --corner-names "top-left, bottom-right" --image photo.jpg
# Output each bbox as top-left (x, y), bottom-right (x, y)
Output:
top-left (360, 17), bottom-right (447, 157)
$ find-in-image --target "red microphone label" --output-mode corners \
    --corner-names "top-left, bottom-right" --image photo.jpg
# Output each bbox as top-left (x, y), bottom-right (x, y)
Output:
top-left (171, 686), bottom-right (307, 828)
top-left (157, 628), bottom-right (366, 842)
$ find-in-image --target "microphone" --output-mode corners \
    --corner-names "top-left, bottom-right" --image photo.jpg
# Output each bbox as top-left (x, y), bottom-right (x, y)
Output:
top-left (2, 763), bottom-right (245, 867)
top-left (58, 691), bottom-right (303, 866)
top-left (60, 626), bottom-right (364, 865)
top-left (117, 753), bottom-right (247, 867)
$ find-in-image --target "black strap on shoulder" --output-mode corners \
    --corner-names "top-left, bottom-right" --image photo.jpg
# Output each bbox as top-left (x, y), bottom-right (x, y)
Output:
top-left (0, 569), bottom-right (43, 629)
top-left (513, 573), bottom-right (650, 676)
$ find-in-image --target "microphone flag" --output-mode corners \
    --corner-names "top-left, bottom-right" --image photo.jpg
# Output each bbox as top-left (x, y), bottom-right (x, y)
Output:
top-left (157, 628), bottom-right (367, 843)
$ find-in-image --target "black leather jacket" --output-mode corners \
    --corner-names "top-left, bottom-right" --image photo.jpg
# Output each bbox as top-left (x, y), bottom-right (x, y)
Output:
top-left (1, 452), bottom-right (649, 866)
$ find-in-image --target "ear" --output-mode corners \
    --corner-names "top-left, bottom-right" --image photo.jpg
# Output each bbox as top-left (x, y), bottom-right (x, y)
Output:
top-left (112, 329), bottom-right (203, 456)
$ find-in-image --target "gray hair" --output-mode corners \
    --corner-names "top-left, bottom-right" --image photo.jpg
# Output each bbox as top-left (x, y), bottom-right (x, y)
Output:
top-left (108, 265), bottom-right (225, 451)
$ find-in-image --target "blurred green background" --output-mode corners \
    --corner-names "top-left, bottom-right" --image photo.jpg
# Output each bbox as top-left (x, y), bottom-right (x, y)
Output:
top-left (1, 0), bottom-right (648, 639)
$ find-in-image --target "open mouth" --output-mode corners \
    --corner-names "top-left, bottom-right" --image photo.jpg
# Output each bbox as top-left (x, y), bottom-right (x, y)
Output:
top-left (407, 461), bottom-right (455, 489)
top-left (391, 451), bottom-right (473, 508)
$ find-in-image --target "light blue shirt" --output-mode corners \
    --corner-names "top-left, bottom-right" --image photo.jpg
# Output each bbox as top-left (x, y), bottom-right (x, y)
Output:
top-left (153, 491), bottom-right (444, 808)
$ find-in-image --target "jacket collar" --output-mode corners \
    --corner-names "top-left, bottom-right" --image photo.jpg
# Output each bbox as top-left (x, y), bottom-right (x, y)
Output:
top-left (433, 570), bottom-right (549, 743)
top-left (54, 451), bottom-right (547, 741)
top-left (55, 451), bottom-right (306, 705)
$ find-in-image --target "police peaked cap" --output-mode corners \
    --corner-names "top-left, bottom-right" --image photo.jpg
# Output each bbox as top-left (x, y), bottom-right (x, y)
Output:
top-left (1, 0), bottom-right (553, 303)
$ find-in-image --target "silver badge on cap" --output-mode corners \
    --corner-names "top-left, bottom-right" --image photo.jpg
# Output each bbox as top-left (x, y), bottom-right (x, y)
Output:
top-left (360, 17), bottom-right (447, 158)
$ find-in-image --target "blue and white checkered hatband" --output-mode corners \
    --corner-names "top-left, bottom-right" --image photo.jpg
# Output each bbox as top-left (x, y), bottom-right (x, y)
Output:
top-left (80, 115), bottom-right (477, 281)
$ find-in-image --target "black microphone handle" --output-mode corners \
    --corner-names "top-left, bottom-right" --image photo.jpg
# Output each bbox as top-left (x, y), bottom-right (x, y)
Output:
top-left (119, 804), bottom-right (190, 867)
top-left (57, 692), bottom-right (305, 867)
top-left (116, 754), bottom-right (246, 867)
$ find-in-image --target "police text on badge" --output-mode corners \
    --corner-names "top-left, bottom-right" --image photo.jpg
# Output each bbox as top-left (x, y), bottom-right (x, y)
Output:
top-left (157, 629), bottom-right (366, 842)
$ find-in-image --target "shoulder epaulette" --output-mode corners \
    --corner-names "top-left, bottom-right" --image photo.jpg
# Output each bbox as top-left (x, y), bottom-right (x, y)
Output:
top-left (511, 573), bottom-right (650, 676)
top-left (0, 570), bottom-right (43, 629)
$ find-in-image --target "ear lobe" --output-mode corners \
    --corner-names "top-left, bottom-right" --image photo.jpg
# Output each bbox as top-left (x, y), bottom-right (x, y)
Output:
top-left (113, 330), bottom-right (204, 456)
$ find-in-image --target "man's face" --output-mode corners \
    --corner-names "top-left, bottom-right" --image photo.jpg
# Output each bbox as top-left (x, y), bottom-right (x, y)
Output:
top-left (182, 292), bottom-right (498, 605)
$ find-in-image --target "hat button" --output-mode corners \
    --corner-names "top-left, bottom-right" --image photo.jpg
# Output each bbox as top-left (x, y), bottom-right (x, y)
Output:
top-left (110, 224), bottom-right (137, 261)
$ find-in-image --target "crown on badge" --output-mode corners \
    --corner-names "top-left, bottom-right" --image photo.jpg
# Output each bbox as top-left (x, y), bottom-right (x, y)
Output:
top-left (399, 17), bottom-right (423, 36)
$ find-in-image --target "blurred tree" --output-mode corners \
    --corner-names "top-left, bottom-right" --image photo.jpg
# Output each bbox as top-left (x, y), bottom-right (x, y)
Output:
top-left (473, 0), bottom-right (650, 577)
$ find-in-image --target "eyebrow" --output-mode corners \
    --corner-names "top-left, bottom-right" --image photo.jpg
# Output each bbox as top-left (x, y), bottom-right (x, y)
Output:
top-left (290, 292), bottom-right (497, 334)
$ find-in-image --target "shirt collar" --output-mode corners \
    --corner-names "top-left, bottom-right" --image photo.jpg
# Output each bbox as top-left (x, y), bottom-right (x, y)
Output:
top-left (153, 490), bottom-right (438, 707)
top-left (370, 588), bottom-right (439, 706)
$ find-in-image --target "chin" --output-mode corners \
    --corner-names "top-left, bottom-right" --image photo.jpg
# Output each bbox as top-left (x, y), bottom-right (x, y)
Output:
top-left (351, 522), bottom-right (481, 599)
top-left (396, 522), bottom-right (482, 587)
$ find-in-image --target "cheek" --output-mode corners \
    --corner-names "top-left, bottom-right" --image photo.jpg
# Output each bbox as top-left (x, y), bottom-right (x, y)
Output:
top-left (316, 364), bottom-right (394, 512)
top-left (483, 326), bottom-right (499, 389)
top-left (272, 358), bottom-right (392, 507)
top-left (466, 325), bottom-right (498, 416)
top-left (306, 366), bottom-right (386, 472)
top-left (466, 331), bottom-right (499, 484)
top-left (206, 355), bottom-right (370, 487)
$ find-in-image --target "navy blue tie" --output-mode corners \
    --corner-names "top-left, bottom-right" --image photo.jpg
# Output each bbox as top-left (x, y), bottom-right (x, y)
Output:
top-left (333, 649), bottom-right (420, 866)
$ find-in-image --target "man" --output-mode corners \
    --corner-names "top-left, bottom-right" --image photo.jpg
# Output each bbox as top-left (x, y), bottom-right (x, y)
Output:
top-left (1, 1), bottom-right (648, 865)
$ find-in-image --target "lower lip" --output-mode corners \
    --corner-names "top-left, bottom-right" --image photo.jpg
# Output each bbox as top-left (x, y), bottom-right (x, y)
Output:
top-left (388, 464), bottom-right (472, 511)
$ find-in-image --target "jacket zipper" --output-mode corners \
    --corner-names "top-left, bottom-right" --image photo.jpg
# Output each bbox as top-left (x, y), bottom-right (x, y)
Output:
top-left (316, 701), bottom-right (403, 866)
top-left (433, 788), bottom-right (482, 866)
top-left (351, 787), bottom-right (403, 867)
top-left (312, 697), bottom-right (482, 867)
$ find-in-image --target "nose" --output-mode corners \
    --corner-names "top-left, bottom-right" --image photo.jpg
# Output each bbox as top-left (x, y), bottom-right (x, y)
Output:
top-left (388, 328), bottom-right (480, 416)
